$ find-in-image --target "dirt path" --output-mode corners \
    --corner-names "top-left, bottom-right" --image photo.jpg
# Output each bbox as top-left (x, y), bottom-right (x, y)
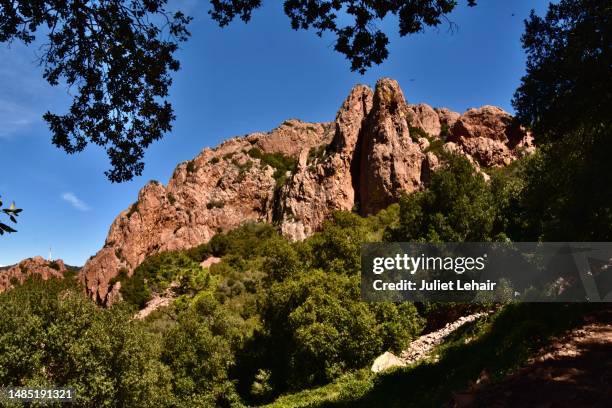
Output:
top-left (452, 307), bottom-right (612, 408)
top-left (372, 311), bottom-right (491, 373)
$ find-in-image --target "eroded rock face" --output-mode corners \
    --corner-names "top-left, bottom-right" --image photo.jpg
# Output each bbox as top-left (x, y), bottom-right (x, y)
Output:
top-left (81, 78), bottom-right (534, 304)
top-left (410, 103), bottom-right (442, 137)
top-left (0, 256), bottom-right (67, 293)
top-left (278, 84), bottom-right (373, 239)
top-left (435, 107), bottom-right (461, 130)
top-left (82, 120), bottom-right (334, 303)
top-left (449, 105), bottom-right (534, 167)
top-left (358, 79), bottom-right (429, 215)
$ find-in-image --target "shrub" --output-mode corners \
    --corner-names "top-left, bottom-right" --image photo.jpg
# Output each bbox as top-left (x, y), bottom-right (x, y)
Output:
top-left (185, 243), bottom-right (211, 263)
top-left (409, 126), bottom-right (429, 142)
top-left (206, 200), bottom-right (225, 210)
top-left (167, 192), bottom-right (176, 205)
top-left (113, 267), bottom-right (151, 308)
top-left (440, 122), bottom-right (451, 140)
top-left (307, 145), bottom-right (329, 165)
top-left (386, 153), bottom-right (498, 242)
top-left (247, 148), bottom-right (297, 186)
top-left (186, 160), bottom-right (197, 173)
top-left (247, 147), bottom-right (263, 160)
top-left (0, 278), bottom-right (173, 406)
top-left (261, 269), bottom-right (423, 391)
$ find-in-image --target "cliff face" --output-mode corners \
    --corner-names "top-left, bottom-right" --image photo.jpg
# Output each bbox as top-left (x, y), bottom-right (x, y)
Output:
top-left (0, 256), bottom-right (68, 293)
top-left (81, 78), bottom-right (533, 304)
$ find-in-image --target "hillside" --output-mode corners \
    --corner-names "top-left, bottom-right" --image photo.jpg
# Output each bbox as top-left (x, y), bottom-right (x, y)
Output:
top-left (80, 77), bottom-right (533, 304)
top-left (0, 256), bottom-right (76, 293)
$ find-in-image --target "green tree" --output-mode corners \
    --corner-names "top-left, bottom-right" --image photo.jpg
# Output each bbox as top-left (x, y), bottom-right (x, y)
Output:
top-left (387, 153), bottom-right (502, 242)
top-left (0, 0), bottom-right (191, 182)
top-left (305, 211), bottom-right (371, 275)
top-left (211, 0), bottom-right (477, 73)
top-left (161, 292), bottom-right (246, 407)
top-left (513, 0), bottom-right (612, 240)
top-left (261, 269), bottom-right (423, 392)
top-left (0, 277), bottom-right (173, 407)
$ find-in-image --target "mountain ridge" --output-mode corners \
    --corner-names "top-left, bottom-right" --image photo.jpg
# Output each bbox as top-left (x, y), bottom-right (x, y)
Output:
top-left (80, 78), bottom-right (534, 304)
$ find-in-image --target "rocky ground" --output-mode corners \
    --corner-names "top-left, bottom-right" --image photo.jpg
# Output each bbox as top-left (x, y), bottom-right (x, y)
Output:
top-left (372, 311), bottom-right (491, 373)
top-left (450, 307), bottom-right (612, 408)
top-left (134, 282), bottom-right (179, 320)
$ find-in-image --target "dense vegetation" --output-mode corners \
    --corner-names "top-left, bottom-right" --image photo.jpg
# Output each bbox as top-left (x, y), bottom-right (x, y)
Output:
top-left (265, 302), bottom-right (595, 408)
top-left (0, 210), bottom-right (426, 407)
top-left (247, 148), bottom-right (297, 186)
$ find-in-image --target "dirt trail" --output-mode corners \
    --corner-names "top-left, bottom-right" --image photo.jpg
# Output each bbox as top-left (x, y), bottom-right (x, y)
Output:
top-left (452, 307), bottom-right (612, 408)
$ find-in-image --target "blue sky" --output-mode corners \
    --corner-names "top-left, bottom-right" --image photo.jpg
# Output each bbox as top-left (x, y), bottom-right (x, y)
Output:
top-left (0, 0), bottom-right (552, 266)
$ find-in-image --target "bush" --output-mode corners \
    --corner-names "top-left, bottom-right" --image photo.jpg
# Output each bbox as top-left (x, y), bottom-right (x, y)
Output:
top-left (186, 160), bottom-right (197, 173)
top-left (307, 145), bottom-right (329, 165)
top-left (167, 192), bottom-right (176, 205)
top-left (206, 200), bottom-right (225, 210)
top-left (161, 292), bottom-right (246, 406)
top-left (260, 270), bottom-right (423, 391)
top-left (439, 122), bottom-right (451, 140)
top-left (247, 148), bottom-right (297, 186)
top-left (386, 153), bottom-right (501, 242)
top-left (0, 278), bottom-right (173, 407)
top-left (409, 126), bottom-right (429, 141)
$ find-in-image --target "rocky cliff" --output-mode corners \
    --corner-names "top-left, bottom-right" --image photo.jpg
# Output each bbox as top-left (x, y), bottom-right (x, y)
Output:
top-left (0, 256), bottom-right (68, 293)
top-left (80, 78), bottom-right (533, 304)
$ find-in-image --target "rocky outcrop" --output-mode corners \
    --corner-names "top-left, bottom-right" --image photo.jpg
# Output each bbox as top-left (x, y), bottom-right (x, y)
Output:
top-left (435, 107), bottom-right (461, 130)
top-left (371, 312), bottom-right (490, 373)
top-left (357, 79), bottom-right (428, 215)
top-left (0, 256), bottom-right (68, 293)
top-left (81, 78), bottom-right (534, 304)
top-left (410, 103), bottom-right (442, 137)
top-left (449, 106), bottom-right (535, 167)
top-left (278, 84), bottom-right (373, 239)
top-left (371, 351), bottom-right (406, 373)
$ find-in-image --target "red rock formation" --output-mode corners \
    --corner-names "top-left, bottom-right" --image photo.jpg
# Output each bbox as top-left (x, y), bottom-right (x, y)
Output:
top-left (278, 84), bottom-right (373, 239)
top-left (449, 106), bottom-right (535, 167)
top-left (357, 79), bottom-right (427, 215)
top-left (0, 256), bottom-right (68, 293)
top-left (80, 78), bottom-right (534, 304)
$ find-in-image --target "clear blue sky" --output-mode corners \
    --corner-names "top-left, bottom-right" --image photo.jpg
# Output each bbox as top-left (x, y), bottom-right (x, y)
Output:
top-left (0, 0), bottom-right (552, 266)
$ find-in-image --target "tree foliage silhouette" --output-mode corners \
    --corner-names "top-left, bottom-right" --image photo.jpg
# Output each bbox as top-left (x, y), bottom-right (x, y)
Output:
top-left (0, 196), bottom-right (21, 235)
top-left (211, 0), bottom-right (476, 74)
top-left (0, 0), bottom-right (191, 182)
top-left (513, 0), bottom-right (612, 240)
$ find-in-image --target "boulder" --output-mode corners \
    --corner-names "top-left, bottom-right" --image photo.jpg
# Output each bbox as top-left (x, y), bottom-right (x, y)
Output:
top-left (371, 351), bottom-right (406, 373)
